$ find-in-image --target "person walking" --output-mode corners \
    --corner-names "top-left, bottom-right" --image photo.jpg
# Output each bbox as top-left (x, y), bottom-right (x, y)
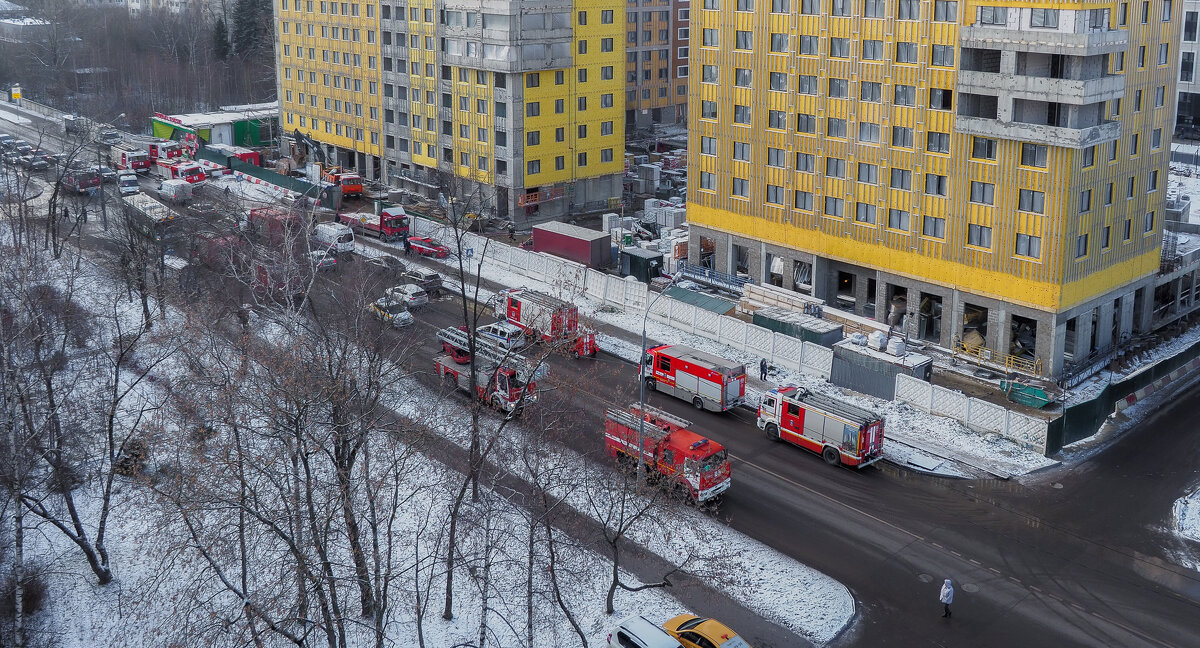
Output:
top-left (759, 358), bottom-right (768, 381)
top-left (80, 206), bottom-right (88, 224)
top-left (403, 236), bottom-right (412, 256)
top-left (940, 579), bottom-right (954, 618)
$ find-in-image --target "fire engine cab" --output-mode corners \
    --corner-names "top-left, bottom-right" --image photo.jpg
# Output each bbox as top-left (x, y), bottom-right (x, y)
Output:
top-left (433, 326), bottom-right (547, 415)
top-left (146, 140), bottom-right (182, 161)
top-left (154, 159), bottom-right (206, 184)
top-left (757, 385), bottom-right (884, 468)
top-left (642, 344), bottom-right (745, 412)
top-left (114, 144), bottom-right (152, 173)
top-left (494, 288), bottom-right (597, 358)
top-left (604, 404), bottom-right (732, 503)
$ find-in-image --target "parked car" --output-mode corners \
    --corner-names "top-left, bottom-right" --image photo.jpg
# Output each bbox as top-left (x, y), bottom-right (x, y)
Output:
top-left (367, 297), bottom-right (414, 327)
top-left (364, 254), bottom-right (406, 277)
top-left (476, 321), bottom-right (525, 350)
top-left (400, 269), bottom-right (444, 297)
top-left (607, 616), bottom-right (684, 648)
top-left (662, 616), bottom-right (751, 648)
top-left (407, 236), bottom-right (450, 258)
top-left (92, 165), bottom-right (117, 183)
top-left (18, 156), bottom-right (48, 172)
top-left (309, 250), bottom-right (338, 271)
top-left (186, 201), bottom-right (221, 219)
top-left (95, 130), bottom-right (122, 146)
top-left (12, 142), bottom-right (33, 156)
top-left (384, 283), bottom-right (429, 308)
top-left (0, 134), bottom-right (14, 149)
top-left (33, 150), bottom-right (59, 167)
top-left (2, 152), bottom-right (20, 166)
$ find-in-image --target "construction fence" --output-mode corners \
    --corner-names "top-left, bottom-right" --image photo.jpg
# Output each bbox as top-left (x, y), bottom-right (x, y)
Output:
top-left (893, 374), bottom-right (1050, 453)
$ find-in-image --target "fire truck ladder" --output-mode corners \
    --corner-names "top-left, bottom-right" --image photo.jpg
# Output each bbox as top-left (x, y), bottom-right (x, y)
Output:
top-left (626, 403), bottom-right (692, 431)
top-left (435, 327), bottom-right (548, 384)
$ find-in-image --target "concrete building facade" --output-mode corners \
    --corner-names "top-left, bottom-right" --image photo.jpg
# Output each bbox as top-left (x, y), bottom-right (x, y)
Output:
top-left (275, 0), bottom-right (626, 225)
top-left (1180, 1), bottom-right (1200, 125)
top-left (687, 0), bottom-right (1180, 378)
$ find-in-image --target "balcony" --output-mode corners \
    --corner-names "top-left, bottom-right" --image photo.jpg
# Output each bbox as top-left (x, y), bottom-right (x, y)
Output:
top-left (957, 70), bottom-right (1125, 105)
top-left (955, 116), bottom-right (1121, 149)
top-left (960, 26), bottom-right (1127, 56)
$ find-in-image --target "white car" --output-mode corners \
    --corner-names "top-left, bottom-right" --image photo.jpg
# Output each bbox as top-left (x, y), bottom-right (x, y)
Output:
top-left (607, 616), bottom-right (684, 648)
top-left (384, 283), bottom-right (429, 308)
top-left (309, 250), bottom-right (338, 271)
top-left (476, 321), bottom-right (526, 350)
top-left (368, 297), bottom-right (414, 328)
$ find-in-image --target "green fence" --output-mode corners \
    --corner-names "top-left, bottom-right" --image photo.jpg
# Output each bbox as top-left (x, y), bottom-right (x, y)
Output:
top-left (1046, 336), bottom-right (1200, 454)
top-left (195, 146), bottom-right (337, 210)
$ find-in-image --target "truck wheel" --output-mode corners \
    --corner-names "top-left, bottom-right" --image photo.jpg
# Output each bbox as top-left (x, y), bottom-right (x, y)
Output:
top-left (822, 446), bottom-right (841, 466)
top-left (644, 378), bottom-right (656, 392)
top-left (443, 373), bottom-right (456, 390)
top-left (692, 397), bottom-right (704, 410)
top-left (765, 423), bottom-right (781, 442)
top-left (490, 395), bottom-right (503, 410)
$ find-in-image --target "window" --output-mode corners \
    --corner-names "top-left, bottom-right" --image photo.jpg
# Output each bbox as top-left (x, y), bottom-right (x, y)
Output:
top-left (699, 172), bottom-right (716, 190)
top-left (826, 157), bottom-right (847, 178)
top-left (1124, 218), bottom-right (1133, 241)
top-left (527, 131), bottom-right (540, 146)
top-left (578, 10), bottom-right (587, 24)
top-left (602, 121), bottom-right (614, 135)
top-left (767, 147), bottom-right (786, 167)
top-left (735, 68), bottom-right (752, 87)
top-left (1082, 145), bottom-right (1095, 167)
top-left (1129, 133), bottom-right (1140, 156)
top-left (799, 35), bottom-right (818, 55)
top-left (602, 9), bottom-right (613, 22)
top-left (925, 174), bottom-right (948, 196)
top-left (923, 216), bottom-right (946, 238)
top-left (930, 88), bottom-right (953, 110)
top-left (578, 152), bottom-right (588, 166)
top-left (1163, 0), bottom-right (1173, 20)
top-left (734, 105), bottom-right (751, 124)
top-left (798, 75), bottom-right (818, 94)
top-left (864, 0), bottom-right (884, 16)
top-left (601, 38), bottom-right (614, 51)
top-left (732, 177), bottom-right (749, 197)
top-left (824, 197), bottom-right (845, 218)
top-left (858, 163), bottom-right (879, 183)
top-left (827, 118), bottom-right (847, 138)
top-left (1105, 183), bottom-right (1114, 205)
top-left (970, 181), bottom-right (995, 205)
top-left (700, 100), bottom-right (717, 119)
top-left (861, 82), bottom-right (882, 102)
top-left (897, 0), bottom-right (918, 19)
top-left (702, 65), bottom-right (718, 83)
top-left (526, 102), bottom-right (540, 116)
top-left (890, 169), bottom-right (912, 190)
top-left (736, 0), bottom-right (753, 9)
top-left (931, 45), bottom-right (954, 67)
top-left (888, 209), bottom-right (910, 230)
top-left (735, 30), bottom-right (752, 49)
top-left (934, 0), bottom-right (956, 20)
top-left (858, 122), bottom-right (881, 143)
top-left (527, 160), bottom-right (541, 175)
top-left (766, 185), bottom-right (785, 205)
top-left (1080, 189), bottom-right (1093, 212)
top-left (1155, 86), bottom-right (1165, 107)
top-left (702, 29), bottom-right (718, 47)
top-left (1145, 211), bottom-right (1155, 233)
top-left (926, 131), bottom-right (950, 153)
top-left (796, 153), bottom-right (815, 171)
top-left (769, 110), bottom-right (787, 129)
top-left (1019, 189), bottom-right (1045, 213)
top-left (829, 78), bottom-right (848, 97)
top-left (862, 40), bottom-right (883, 60)
top-left (1031, 8), bottom-right (1059, 27)
top-left (967, 224), bottom-right (993, 248)
top-left (979, 6), bottom-right (1006, 23)
top-left (1148, 169), bottom-right (1159, 191)
top-left (796, 113), bottom-right (816, 132)
top-left (771, 0), bottom-right (788, 10)
top-left (971, 137), bottom-right (997, 160)
top-left (892, 126), bottom-right (914, 148)
top-left (830, 38), bottom-right (850, 58)
top-left (700, 136), bottom-right (717, 155)
top-left (1181, 52), bottom-right (1194, 81)
top-left (794, 191), bottom-right (814, 210)
top-left (1015, 233), bottom-right (1042, 259)
top-left (1128, 176), bottom-right (1137, 198)
top-left (1159, 43), bottom-right (1169, 66)
top-left (1152, 128), bottom-right (1162, 149)
top-left (733, 141), bottom-right (751, 161)
top-left (855, 203), bottom-right (877, 223)
top-left (1187, 11), bottom-right (1199, 41)
top-left (1075, 234), bottom-right (1089, 258)
top-left (771, 33), bottom-right (788, 52)
top-left (894, 85), bottom-right (916, 106)
top-left (1101, 226), bottom-right (1111, 250)
top-left (896, 42), bottom-right (918, 63)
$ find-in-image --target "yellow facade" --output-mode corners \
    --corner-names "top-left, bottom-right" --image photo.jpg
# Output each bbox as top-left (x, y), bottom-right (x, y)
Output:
top-left (687, 0), bottom-right (1176, 315)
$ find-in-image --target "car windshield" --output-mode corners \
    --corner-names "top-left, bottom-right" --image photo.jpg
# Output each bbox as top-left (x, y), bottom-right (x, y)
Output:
top-left (694, 450), bottom-right (727, 474)
top-left (381, 303), bottom-right (406, 314)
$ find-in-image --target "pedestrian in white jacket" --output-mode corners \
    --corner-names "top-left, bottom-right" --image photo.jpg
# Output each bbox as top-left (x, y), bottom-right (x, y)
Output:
top-left (940, 579), bottom-right (955, 618)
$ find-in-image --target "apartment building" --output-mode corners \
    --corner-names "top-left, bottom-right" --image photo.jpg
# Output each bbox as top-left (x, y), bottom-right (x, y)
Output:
top-left (687, 0), bottom-right (1178, 377)
top-left (276, 0), bottom-right (625, 225)
top-left (626, 0), bottom-right (690, 127)
top-left (1180, 2), bottom-right (1199, 125)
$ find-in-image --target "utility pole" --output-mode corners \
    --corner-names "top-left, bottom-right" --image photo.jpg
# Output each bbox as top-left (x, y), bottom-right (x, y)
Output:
top-left (96, 144), bottom-right (108, 230)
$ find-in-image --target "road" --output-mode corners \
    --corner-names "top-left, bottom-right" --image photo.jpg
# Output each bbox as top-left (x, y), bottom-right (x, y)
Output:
top-left (4, 107), bottom-right (1200, 646)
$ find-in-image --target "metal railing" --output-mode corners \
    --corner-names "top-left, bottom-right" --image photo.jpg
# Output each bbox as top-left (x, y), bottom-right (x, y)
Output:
top-left (953, 335), bottom-right (1044, 377)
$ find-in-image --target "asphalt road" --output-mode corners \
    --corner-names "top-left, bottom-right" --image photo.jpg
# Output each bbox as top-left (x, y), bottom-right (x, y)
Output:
top-left (4, 107), bottom-right (1200, 646)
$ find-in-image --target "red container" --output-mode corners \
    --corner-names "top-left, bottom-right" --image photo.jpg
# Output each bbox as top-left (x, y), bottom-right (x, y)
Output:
top-left (531, 221), bottom-right (611, 268)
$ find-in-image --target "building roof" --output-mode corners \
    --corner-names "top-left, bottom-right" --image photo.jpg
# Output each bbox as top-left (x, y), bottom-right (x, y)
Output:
top-left (532, 219), bottom-right (609, 242)
top-left (663, 285), bottom-right (737, 316)
top-left (155, 102), bottom-right (279, 129)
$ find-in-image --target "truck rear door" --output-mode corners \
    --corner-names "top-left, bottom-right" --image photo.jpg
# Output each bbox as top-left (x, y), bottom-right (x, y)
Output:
top-left (506, 297), bottom-right (521, 327)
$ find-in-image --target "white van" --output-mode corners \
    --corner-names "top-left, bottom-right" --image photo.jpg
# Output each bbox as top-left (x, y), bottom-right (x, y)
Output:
top-left (157, 178), bottom-right (192, 204)
top-left (117, 172), bottom-right (140, 196)
top-left (312, 222), bottom-right (355, 255)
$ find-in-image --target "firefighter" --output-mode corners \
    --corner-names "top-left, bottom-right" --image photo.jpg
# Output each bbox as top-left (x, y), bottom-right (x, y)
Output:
top-left (759, 358), bottom-right (769, 381)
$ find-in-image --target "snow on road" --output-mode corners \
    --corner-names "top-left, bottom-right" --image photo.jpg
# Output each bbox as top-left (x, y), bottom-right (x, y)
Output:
top-left (0, 106), bottom-right (33, 126)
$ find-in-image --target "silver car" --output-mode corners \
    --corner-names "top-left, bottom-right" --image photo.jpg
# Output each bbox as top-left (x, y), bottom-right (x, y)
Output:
top-left (384, 283), bottom-right (429, 308)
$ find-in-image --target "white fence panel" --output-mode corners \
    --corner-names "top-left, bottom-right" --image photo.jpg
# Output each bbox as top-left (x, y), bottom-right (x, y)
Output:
top-left (669, 300), bottom-right (698, 332)
top-left (930, 386), bottom-right (970, 421)
top-left (799, 342), bottom-right (833, 379)
top-left (717, 317), bottom-right (748, 351)
top-left (1005, 413), bottom-right (1049, 452)
top-left (584, 269), bottom-right (609, 302)
top-left (744, 324), bottom-right (774, 359)
top-left (965, 399), bottom-right (1006, 435)
top-left (693, 310), bottom-right (722, 337)
top-left (894, 374), bottom-right (934, 409)
top-left (772, 335), bottom-right (804, 371)
top-left (623, 280), bottom-right (649, 312)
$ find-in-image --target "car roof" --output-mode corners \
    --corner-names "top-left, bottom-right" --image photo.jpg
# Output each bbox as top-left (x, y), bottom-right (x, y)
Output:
top-left (665, 616), bottom-right (748, 648)
top-left (486, 321), bottom-right (522, 333)
top-left (618, 616), bottom-right (684, 648)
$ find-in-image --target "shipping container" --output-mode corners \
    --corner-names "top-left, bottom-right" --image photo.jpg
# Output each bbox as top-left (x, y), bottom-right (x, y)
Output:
top-left (829, 339), bottom-right (932, 400)
top-left (752, 306), bottom-right (844, 347)
top-left (531, 221), bottom-right (612, 267)
top-left (620, 247), bottom-right (664, 283)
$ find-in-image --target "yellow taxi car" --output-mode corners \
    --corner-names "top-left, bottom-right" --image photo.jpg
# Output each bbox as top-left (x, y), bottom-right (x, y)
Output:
top-left (662, 615), bottom-right (752, 648)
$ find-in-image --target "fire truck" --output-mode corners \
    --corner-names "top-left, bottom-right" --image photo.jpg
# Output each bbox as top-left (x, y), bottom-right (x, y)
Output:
top-left (340, 205), bottom-right (409, 241)
top-left (642, 345), bottom-right (745, 412)
top-left (604, 404), bottom-right (731, 503)
top-left (323, 168), bottom-right (363, 198)
top-left (433, 326), bottom-right (548, 415)
top-left (246, 207), bottom-right (305, 247)
top-left (437, 326), bottom-right (472, 363)
top-left (154, 159), bottom-right (206, 183)
top-left (493, 288), bottom-right (598, 358)
top-left (147, 140), bottom-right (182, 161)
top-left (757, 385), bottom-right (885, 468)
top-left (114, 144), bottom-right (152, 173)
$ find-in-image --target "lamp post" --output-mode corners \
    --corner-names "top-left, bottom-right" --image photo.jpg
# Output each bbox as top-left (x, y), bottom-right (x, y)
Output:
top-left (636, 271), bottom-right (683, 484)
top-left (96, 113), bottom-right (125, 231)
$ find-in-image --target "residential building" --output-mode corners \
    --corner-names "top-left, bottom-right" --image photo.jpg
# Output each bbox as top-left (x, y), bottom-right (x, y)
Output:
top-left (1180, 1), bottom-right (1200, 124)
top-left (687, 0), bottom-right (1179, 378)
top-left (626, 0), bottom-right (690, 128)
top-left (275, 0), bottom-right (625, 225)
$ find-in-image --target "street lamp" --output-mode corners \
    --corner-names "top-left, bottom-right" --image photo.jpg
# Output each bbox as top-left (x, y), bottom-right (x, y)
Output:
top-left (636, 271), bottom-right (683, 484)
top-left (96, 113), bottom-right (125, 231)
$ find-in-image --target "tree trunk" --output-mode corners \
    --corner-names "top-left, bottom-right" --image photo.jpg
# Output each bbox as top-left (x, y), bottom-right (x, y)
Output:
top-left (12, 484), bottom-right (25, 648)
top-left (526, 519), bottom-right (535, 648)
top-left (442, 474), bottom-right (471, 620)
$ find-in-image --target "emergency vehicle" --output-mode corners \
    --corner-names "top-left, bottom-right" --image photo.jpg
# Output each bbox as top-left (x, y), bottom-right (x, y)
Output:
top-left (604, 404), bottom-right (732, 503)
top-left (147, 140), bottom-right (182, 161)
top-left (323, 168), bottom-right (363, 197)
top-left (154, 159), bottom-right (206, 184)
top-left (340, 205), bottom-right (409, 241)
top-left (757, 385), bottom-right (885, 468)
top-left (114, 144), bottom-right (152, 173)
top-left (493, 288), bottom-right (598, 358)
top-left (433, 326), bottom-right (548, 415)
top-left (641, 345), bottom-right (746, 412)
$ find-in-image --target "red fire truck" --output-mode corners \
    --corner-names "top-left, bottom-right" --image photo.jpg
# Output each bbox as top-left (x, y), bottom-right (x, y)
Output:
top-left (147, 140), bottom-right (182, 161)
top-left (114, 144), bottom-right (152, 173)
top-left (493, 288), bottom-right (598, 358)
top-left (154, 159), bottom-right (206, 184)
top-left (433, 327), bottom-right (548, 415)
top-left (437, 326), bottom-right (472, 363)
top-left (641, 345), bottom-right (745, 412)
top-left (246, 207), bottom-right (305, 247)
top-left (340, 205), bottom-right (409, 242)
top-left (757, 385), bottom-right (885, 468)
top-left (604, 404), bottom-right (731, 503)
